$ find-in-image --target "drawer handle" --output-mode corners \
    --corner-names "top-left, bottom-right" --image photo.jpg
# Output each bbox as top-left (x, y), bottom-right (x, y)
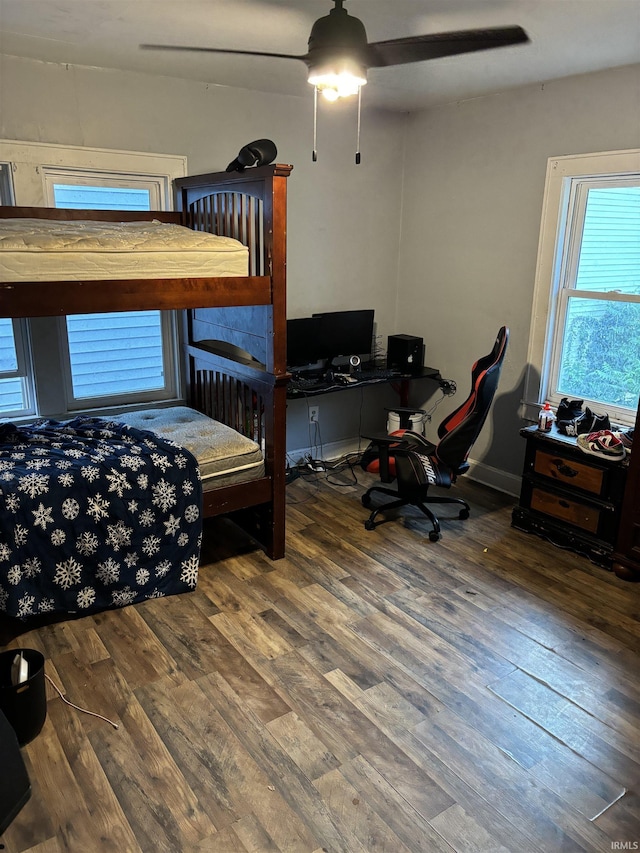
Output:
top-left (551, 458), bottom-right (578, 478)
top-left (559, 499), bottom-right (571, 508)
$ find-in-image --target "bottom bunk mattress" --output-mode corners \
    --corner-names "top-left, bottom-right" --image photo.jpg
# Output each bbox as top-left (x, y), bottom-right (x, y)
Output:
top-left (0, 416), bottom-right (203, 620)
top-left (116, 406), bottom-right (265, 489)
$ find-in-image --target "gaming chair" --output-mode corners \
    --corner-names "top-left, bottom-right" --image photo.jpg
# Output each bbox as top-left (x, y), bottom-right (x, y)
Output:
top-left (361, 326), bottom-right (509, 540)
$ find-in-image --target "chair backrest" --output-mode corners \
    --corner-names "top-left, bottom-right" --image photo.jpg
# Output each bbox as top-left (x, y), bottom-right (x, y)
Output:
top-left (435, 326), bottom-right (509, 474)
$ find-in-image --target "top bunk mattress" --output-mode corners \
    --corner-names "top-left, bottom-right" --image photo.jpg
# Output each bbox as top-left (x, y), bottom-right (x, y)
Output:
top-left (0, 218), bottom-right (249, 282)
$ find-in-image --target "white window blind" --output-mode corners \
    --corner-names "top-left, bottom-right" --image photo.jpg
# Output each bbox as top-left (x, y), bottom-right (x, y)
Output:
top-left (65, 312), bottom-right (165, 400)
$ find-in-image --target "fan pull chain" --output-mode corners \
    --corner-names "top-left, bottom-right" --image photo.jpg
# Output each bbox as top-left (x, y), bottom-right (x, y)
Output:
top-left (355, 86), bottom-right (362, 164)
top-left (312, 86), bottom-right (318, 162)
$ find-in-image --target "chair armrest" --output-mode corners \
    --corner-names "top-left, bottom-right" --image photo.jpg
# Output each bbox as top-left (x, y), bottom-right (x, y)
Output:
top-left (361, 432), bottom-right (440, 483)
top-left (361, 433), bottom-right (399, 446)
top-left (361, 434), bottom-right (398, 483)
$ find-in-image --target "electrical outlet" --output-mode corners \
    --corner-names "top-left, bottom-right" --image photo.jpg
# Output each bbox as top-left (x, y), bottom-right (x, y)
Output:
top-left (308, 405), bottom-right (320, 423)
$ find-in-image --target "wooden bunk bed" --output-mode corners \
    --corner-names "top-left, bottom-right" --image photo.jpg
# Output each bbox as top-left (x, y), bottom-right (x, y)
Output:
top-left (0, 164), bottom-right (293, 579)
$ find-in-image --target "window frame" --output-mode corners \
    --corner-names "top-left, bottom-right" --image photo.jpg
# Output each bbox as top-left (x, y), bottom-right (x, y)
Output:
top-left (0, 140), bottom-right (186, 206)
top-left (42, 168), bottom-right (168, 209)
top-left (0, 318), bottom-right (35, 418)
top-left (524, 148), bottom-right (640, 427)
top-left (0, 319), bottom-right (31, 381)
top-left (0, 162), bottom-right (15, 205)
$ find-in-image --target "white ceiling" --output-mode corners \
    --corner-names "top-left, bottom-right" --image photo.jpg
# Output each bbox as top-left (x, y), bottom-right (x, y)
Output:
top-left (1, 0), bottom-right (639, 111)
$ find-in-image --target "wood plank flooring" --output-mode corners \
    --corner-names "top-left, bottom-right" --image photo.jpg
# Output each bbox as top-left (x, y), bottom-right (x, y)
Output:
top-left (2, 470), bottom-right (640, 852)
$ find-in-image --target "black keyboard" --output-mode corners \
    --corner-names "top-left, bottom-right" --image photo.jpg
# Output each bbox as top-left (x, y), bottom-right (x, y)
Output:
top-left (288, 375), bottom-right (326, 392)
top-left (352, 368), bottom-right (402, 381)
top-left (288, 368), bottom-right (402, 394)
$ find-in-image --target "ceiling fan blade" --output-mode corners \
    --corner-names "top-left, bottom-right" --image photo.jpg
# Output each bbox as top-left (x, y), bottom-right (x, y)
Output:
top-left (140, 44), bottom-right (308, 63)
top-left (365, 26), bottom-right (529, 68)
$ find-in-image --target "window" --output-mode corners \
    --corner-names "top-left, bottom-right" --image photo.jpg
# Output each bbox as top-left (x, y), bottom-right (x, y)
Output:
top-left (0, 141), bottom-right (188, 419)
top-left (526, 149), bottom-right (640, 427)
top-left (0, 318), bottom-right (34, 415)
top-left (0, 163), bottom-right (14, 205)
top-left (46, 179), bottom-right (176, 411)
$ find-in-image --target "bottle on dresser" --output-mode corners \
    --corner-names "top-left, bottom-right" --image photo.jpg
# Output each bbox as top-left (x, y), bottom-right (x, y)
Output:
top-left (538, 401), bottom-right (555, 432)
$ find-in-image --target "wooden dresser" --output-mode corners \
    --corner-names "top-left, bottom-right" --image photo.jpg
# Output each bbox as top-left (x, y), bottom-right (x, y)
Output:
top-left (612, 400), bottom-right (640, 581)
top-left (512, 423), bottom-right (629, 569)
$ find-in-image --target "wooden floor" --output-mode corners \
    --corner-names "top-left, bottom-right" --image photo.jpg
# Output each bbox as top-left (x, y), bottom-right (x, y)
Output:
top-left (2, 470), bottom-right (640, 853)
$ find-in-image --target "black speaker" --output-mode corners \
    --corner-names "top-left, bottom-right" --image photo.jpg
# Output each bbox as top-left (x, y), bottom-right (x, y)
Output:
top-left (387, 334), bottom-right (423, 374)
top-left (0, 708), bottom-right (31, 835)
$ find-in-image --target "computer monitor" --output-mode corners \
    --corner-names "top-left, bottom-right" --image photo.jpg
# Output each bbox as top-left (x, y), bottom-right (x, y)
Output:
top-left (313, 309), bottom-right (375, 363)
top-left (286, 316), bottom-right (324, 369)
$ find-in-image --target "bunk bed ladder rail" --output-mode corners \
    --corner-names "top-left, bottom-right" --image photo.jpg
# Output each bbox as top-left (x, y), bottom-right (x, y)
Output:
top-left (191, 365), bottom-right (266, 447)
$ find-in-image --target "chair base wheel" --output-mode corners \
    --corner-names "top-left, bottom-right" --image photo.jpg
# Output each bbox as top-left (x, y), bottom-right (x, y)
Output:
top-left (362, 494), bottom-right (372, 508)
top-left (429, 530), bottom-right (440, 542)
top-left (459, 508), bottom-right (470, 520)
top-left (364, 519), bottom-right (376, 531)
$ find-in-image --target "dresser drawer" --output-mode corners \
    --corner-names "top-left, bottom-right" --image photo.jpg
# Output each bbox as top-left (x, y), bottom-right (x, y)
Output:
top-left (532, 448), bottom-right (605, 496)
top-left (518, 473), bottom-right (620, 545)
top-left (529, 486), bottom-right (600, 534)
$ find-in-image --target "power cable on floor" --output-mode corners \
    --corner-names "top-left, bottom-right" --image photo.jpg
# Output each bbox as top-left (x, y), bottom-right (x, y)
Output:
top-left (46, 673), bottom-right (119, 730)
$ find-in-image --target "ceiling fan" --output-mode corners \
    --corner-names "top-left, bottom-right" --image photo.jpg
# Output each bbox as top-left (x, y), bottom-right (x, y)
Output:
top-left (142, 0), bottom-right (529, 161)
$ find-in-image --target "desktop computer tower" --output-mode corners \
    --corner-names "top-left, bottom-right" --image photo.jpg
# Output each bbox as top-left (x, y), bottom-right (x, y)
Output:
top-left (387, 334), bottom-right (423, 374)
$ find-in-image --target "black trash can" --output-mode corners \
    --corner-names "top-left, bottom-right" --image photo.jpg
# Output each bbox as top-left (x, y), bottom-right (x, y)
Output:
top-left (0, 649), bottom-right (47, 746)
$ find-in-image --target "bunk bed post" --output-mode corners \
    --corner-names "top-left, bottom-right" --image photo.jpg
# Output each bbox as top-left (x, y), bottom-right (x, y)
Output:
top-left (259, 166), bottom-right (289, 559)
top-left (265, 167), bottom-right (289, 378)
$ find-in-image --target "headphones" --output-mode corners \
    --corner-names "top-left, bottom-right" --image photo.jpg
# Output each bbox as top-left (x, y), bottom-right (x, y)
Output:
top-left (226, 139), bottom-right (278, 172)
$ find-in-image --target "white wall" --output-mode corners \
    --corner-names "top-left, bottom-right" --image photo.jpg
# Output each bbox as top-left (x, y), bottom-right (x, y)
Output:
top-left (0, 53), bottom-right (408, 456)
top-left (398, 63), bottom-right (640, 493)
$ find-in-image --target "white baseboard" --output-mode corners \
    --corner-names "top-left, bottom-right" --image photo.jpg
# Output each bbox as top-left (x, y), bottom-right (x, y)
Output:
top-left (465, 458), bottom-right (521, 497)
top-left (288, 441), bottom-right (521, 498)
top-left (287, 438), bottom-right (365, 468)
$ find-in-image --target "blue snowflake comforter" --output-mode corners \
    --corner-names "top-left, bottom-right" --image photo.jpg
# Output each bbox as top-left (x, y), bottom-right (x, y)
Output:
top-left (0, 416), bottom-right (202, 619)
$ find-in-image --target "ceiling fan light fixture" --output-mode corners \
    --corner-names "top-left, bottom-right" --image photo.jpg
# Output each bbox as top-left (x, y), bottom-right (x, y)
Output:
top-left (308, 59), bottom-right (367, 100)
top-left (311, 61), bottom-right (365, 165)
